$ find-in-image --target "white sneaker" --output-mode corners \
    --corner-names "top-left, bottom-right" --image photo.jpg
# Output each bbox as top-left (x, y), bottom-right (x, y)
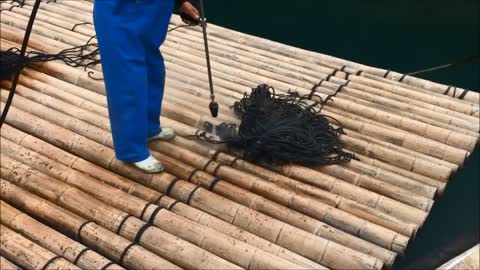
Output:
top-left (148, 127), bottom-right (175, 142)
top-left (133, 155), bottom-right (164, 173)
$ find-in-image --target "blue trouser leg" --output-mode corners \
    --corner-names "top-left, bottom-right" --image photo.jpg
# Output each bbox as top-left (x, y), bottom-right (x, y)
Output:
top-left (93, 0), bottom-right (173, 162)
top-left (144, 1), bottom-right (174, 137)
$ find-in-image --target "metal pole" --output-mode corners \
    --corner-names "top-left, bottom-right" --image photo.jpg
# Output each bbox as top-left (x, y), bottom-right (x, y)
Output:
top-left (198, 0), bottom-right (218, 117)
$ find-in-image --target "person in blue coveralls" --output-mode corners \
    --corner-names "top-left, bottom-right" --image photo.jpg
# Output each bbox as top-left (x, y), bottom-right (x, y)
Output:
top-left (93, 0), bottom-right (199, 173)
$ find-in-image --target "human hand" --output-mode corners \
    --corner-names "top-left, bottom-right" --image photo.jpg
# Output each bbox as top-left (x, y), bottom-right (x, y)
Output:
top-left (179, 1), bottom-right (200, 25)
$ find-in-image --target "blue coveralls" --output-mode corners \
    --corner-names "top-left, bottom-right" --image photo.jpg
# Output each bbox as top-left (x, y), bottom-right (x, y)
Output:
top-left (93, 0), bottom-right (174, 162)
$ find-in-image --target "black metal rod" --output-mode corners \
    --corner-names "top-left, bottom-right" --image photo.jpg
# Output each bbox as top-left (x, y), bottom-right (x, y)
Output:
top-left (0, 0), bottom-right (42, 128)
top-left (198, 0), bottom-right (215, 101)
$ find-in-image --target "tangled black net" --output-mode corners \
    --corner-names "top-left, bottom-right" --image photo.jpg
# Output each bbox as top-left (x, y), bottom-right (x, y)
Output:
top-left (195, 84), bottom-right (354, 166)
top-left (0, 36), bottom-right (100, 80)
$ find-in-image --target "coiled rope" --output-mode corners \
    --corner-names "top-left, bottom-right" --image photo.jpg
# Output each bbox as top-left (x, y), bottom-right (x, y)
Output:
top-left (194, 84), bottom-right (355, 166)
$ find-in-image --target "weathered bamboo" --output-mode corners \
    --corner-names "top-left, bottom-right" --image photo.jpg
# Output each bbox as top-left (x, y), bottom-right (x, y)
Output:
top-left (1, 155), bottom-right (244, 270)
top-left (1, 139), bottom-right (318, 270)
top-left (11, 61), bottom-right (444, 204)
top-left (0, 70), bottom-right (442, 230)
top-left (0, 125), bottom-right (332, 270)
top-left (0, 256), bottom-right (22, 270)
top-left (159, 43), bottom-right (478, 153)
top-left (1, 3), bottom-right (95, 37)
top-left (1, 107), bottom-right (390, 269)
top-left (160, 32), bottom-right (479, 134)
top-left (2, 9), bottom-right (476, 153)
top-left (0, 224), bottom-right (81, 270)
top-left (163, 82), bottom-right (450, 192)
top-left (171, 16), bottom-right (480, 108)
top-left (160, 78), bottom-right (459, 182)
top-left (155, 122), bottom-right (433, 225)
top-left (0, 184), bottom-right (180, 270)
top-left (0, 91), bottom-right (412, 252)
top-left (2, 77), bottom-right (431, 227)
top-left (8, 3), bottom-right (480, 117)
top-left (0, 78), bottom-right (436, 228)
top-left (0, 201), bottom-right (124, 270)
top-left (161, 115), bottom-right (442, 200)
top-left (160, 94), bottom-right (436, 213)
top-left (165, 29), bottom-right (480, 124)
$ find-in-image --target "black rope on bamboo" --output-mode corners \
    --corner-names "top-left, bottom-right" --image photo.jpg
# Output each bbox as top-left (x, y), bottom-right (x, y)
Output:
top-left (202, 150), bottom-right (222, 171)
top-left (187, 169), bottom-right (201, 182)
top-left (186, 186), bottom-right (201, 205)
top-left (212, 163), bottom-right (226, 177)
top-left (228, 157), bottom-right (240, 166)
top-left (71, 22), bottom-right (92, 31)
top-left (73, 247), bottom-right (90, 265)
top-left (458, 89), bottom-right (469, 99)
top-left (148, 206), bottom-right (164, 224)
top-left (140, 203), bottom-right (153, 220)
top-left (118, 243), bottom-right (136, 265)
top-left (154, 194), bottom-right (165, 205)
top-left (383, 70), bottom-right (391, 78)
top-left (398, 73), bottom-right (408, 82)
top-left (194, 84), bottom-right (354, 166)
top-left (40, 256), bottom-right (62, 270)
top-left (116, 215), bottom-right (133, 235)
top-left (76, 220), bottom-right (95, 243)
top-left (101, 261), bottom-right (116, 270)
top-left (165, 177), bottom-right (180, 196)
top-left (208, 177), bottom-right (221, 190)
top-left (308, 79), bottom-right (324, 100)
top-left (167, 200), bottom-right (181, 210)
top-left (333, 80), bottom-right (351, 97)
top-left (133, 223), bottom-right (152, 243)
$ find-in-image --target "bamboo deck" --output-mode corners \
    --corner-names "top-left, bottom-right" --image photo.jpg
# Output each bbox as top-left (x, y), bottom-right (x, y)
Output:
top-left (0, 1), bottom-right (479, 269)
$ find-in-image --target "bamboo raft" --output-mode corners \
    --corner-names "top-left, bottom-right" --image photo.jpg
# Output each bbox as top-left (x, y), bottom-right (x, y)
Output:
top-left (0, 1), bottom-right (479, 269)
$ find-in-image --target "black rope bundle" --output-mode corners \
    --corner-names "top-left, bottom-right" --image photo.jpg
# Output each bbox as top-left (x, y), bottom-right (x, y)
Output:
top-left (195, 84), bottom-right (354, 166)
top-left (0, 36), bottom-right (100, 81)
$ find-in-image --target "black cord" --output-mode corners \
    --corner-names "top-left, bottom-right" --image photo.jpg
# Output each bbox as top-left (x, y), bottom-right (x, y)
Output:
top-left (0, 0), bottom-right (41, 129)
top-left (193, 84), bottom-right (354, 166)
top-left (406, 55), bottom-right (480, 77)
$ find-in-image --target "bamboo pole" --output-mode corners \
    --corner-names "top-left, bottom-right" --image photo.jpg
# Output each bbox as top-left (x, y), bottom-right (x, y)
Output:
top-left (0, 224), bottom-right (81, 270)
top-left (161, 81), bottom-right (454, 188)
top-left (0, 125), bottom-right (331, 270)
top-left (156, 122), bottom-right (435, 224)
top-left (0, 182), bottom-right (178, 269)
top-left (0, 91), bottom-right (413, 252)
top-left (159, 43), bottom-right (478, 153)
top-left (1, 107), bottom-right (392, 269)
top-left (2, 76), bottom-right (437, 222)
top-left (1, 2), bottom-right (95, 37)
top-left (158, 112), bottom-right (446, 198)
top-left (7, 2), bottom-right (480, 114)
top-left (0, 180), bottom-right (180, 270)
top-left (1, 155), bottom-right (244, 270)
top-left (4, 59), bottom-right (458, 188)
top-left (0, 256), bottom-right (22, 270)
top-left (170, 16), bottom-right (480, 107)
top-left (2, 10), bottom-right (476, 152)
top-left (0, 150), bottom-right (380, 270)
top-left (165, 28), bottom-right (479, 124)
top-left (0, 139), bottom-right (318, 270)
top-left (0, 201), bottom-right (125, 270)
top-left (159, 93), bottom-right (439, 211)
top-left (160, 33), bottom-right (479, 133)
top-left (0, 70), bottom-right (442, 226)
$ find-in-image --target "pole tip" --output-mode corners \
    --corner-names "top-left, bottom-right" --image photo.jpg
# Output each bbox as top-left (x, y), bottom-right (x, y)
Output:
top-left (209, 101), bottom-right (219, 118)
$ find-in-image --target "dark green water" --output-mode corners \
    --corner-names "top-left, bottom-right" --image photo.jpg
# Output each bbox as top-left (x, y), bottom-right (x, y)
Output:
top-left (202, 1), bottom-right (479, 268)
